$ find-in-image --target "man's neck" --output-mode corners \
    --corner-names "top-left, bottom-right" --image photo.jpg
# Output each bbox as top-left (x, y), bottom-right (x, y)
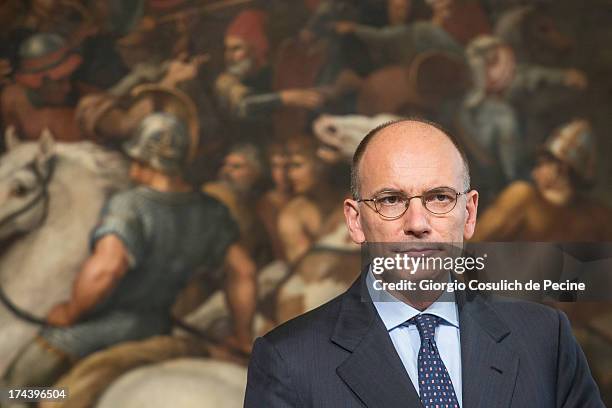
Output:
top-left (146, 174), bottom-right (193, 193)
top-left (368, 268), bottom-right (451, 311)
top-left (388, 287), bottom-right (445, 311)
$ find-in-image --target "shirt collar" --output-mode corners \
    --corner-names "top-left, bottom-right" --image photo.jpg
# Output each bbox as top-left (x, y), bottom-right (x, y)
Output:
top-left (366, 268), bottom-right (459, 332)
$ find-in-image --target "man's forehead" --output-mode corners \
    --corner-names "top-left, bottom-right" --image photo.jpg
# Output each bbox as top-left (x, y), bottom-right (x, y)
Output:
top-left (226, 153), bottom-right (248, 163)
top-left (225, 36), bottom-right (246, 46)
top-left (361, 162), bottom-right (462, 193)
top-left (358, 122), bottom-right (465, 192)
top-left (361, 122), bottom-right (459, 162)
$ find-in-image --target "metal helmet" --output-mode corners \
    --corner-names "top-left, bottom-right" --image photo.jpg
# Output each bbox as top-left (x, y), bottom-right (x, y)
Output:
top-left (130, 84), bottom-right (199, 162)
top-left (124, 112), bottom-right (191, 175)
top-left (19, 33), bottom-right (65, 60)
top-left (544, 119), bottom-right (596, 183)
top-left (15, 33), bottom-right (82, 88)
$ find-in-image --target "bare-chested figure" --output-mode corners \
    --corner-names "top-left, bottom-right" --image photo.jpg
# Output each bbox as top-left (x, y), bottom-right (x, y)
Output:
top-left (1, 33), bottom-right (84, 142)
top-left (256, 143), bottom-right (293, 260)
top-left (278, 136), bottom-right (347, 263)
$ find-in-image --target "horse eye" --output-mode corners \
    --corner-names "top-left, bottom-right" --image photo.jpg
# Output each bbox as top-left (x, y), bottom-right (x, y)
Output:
top-left (11, 183), bottom-right (28, 197)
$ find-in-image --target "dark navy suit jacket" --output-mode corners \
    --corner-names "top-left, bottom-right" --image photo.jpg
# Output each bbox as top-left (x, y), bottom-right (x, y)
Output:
top-left (244, 273), bottom-right (604, 407)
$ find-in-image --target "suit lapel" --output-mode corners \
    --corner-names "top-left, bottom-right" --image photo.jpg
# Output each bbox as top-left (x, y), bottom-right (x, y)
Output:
top-left (459, 292), bottom-right (519, 408)
top-left (330, 275), bottom-right (520, 408)
top-left (332, 275), bottom-right (423, 408)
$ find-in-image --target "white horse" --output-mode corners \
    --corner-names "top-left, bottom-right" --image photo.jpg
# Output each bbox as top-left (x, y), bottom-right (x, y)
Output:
top-left (1, 130), bottom-right (253, 408)
top-left (38, 335), bottom-right (248, 408)
top-left (0, 129), bottom-right (129, 374)
top-left (95, 358), bottom-right (247, 408)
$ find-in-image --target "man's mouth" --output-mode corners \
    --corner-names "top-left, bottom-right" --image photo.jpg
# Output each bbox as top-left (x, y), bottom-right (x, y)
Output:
top-left (392, 245), bottom-right (444, 257)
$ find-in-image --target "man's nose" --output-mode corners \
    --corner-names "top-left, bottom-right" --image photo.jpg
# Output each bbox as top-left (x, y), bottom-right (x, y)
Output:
top-left (401, 199), bottom-right (431, 238)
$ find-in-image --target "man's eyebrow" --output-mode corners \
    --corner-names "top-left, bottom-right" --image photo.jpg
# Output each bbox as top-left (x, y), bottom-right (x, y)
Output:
top-left (367, 185), bottom-right (459, 197)
top-left (368, 187), bottom-right (404, 197)
top-left (428, 185), bottom-right (459, 191)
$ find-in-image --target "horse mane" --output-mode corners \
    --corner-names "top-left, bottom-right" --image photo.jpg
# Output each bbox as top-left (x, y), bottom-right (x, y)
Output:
top-left (55, 142), bottom-right (130, 192)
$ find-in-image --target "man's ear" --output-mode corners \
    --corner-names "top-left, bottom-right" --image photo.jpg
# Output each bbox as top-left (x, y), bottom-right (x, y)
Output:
top-left (344, 198), bottom-right (366, 244)
top-left (463, 190), bottom-right (479, 240)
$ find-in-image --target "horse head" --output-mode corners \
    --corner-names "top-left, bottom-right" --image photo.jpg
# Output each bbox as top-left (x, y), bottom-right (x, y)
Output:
top-left (0, 127), bottom-right (56, 240)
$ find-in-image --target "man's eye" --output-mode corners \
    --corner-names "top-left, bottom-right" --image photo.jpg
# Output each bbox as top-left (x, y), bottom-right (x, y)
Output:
top-left (378, 195), bottom-right (403, 205)
top-left (427, 193), bottom-right (452, 202)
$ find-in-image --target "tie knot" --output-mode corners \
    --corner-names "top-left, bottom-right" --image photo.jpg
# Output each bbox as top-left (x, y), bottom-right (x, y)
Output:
top-left (408, 313), bottom-right (440, 342)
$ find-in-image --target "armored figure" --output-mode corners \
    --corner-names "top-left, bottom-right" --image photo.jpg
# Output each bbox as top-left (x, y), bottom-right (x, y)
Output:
top-left (3, 113), bottom-right (256, 388)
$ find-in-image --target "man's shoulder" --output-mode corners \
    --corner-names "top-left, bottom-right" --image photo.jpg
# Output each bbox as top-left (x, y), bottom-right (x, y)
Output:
top-left (1, 84), bottom-right (27, 115)
top-left (1, 83), bottom-right (25, 101)
top-left (202, 182), bottom-right (241, 214)
top-left (104, 188), bottom-right (143, 212)
top-left (478, 295), bottom-right (565, 341)
top-left (108, 187), bottom-right (225, 208)
top-left (283, 196), bottom-right (316, 213)
top-left (482, 295), bottom-right (559, 321)
top-left (198, 190), bottom-right (235, 212)
top-left (500, 180), bottom-right (538, 202)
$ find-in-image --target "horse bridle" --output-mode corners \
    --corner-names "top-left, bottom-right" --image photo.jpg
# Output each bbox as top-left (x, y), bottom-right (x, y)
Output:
top-left (0, 157), bottom-right (55, 230)
top-left (0, 156), bottom-right (57, 326)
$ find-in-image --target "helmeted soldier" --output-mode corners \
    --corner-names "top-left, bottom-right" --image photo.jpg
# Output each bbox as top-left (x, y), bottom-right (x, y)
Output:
top-left (470, 120), bottom-right (612, 396)
top-left (1, 33), bottom-right (84, 142)
top-left (472, 119), bottom-right (612, 242)
top-left (3, 112), bottom-right (257, 388)
top-left (457, 35), bottom-right (589, 207)
top-left (124, 110), bottom-right (193, 174)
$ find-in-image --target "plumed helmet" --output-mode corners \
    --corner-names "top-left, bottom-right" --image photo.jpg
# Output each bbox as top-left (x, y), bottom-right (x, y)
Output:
top-left (124, 112), bottom-right (191, 175)
top-left (544, 119), bottom-right (596, 183)
top-left (15, 33), bottom-right (82, 88)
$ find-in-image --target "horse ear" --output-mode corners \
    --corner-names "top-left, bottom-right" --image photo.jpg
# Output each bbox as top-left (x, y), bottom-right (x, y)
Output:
top-left (39, 128), bottom-right (56, 155)
top-left (37, 128), bottom-right (56, 166)
top-left (4, 126), bottom-right (21, 150)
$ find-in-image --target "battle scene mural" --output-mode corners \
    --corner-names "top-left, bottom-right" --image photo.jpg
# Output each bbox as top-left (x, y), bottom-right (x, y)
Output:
top-left (0, 0), bottom-right (611, 406)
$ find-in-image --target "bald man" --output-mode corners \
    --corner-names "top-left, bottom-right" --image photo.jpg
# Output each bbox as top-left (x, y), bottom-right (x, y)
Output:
top-left (244, 119), bottom-right (604, 407)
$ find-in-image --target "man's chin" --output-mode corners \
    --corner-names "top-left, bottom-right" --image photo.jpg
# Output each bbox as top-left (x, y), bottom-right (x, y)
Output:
top-left (385, 266), bottom-right (448, 284)
top-left (226, 60), bottom-right (254, 79)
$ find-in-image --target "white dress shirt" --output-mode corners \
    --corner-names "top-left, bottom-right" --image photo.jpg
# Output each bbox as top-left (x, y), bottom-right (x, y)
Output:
top-left (366, 270), bottom-right (463, 407)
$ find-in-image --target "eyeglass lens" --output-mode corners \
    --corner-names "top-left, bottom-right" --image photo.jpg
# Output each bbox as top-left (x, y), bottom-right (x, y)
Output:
top-left (374, 188), bottom-right (459, 217)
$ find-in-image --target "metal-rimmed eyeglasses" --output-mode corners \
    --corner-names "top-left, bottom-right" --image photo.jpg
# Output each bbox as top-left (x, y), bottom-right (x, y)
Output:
top-left (357, 187), bottom-right (471, 219)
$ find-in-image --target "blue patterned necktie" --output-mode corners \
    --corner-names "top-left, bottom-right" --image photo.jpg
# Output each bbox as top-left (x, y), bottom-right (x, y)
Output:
top-left (408, 313), bottom-right (460, 408)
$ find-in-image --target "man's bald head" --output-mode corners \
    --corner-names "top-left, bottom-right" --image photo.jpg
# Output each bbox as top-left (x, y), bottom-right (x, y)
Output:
top-left (350, 119), bottom-right (470, 199)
